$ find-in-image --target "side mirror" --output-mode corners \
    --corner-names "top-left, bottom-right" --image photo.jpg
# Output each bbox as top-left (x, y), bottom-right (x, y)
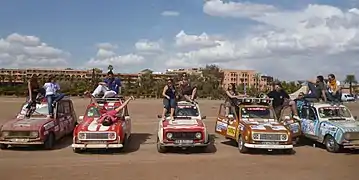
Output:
top-left (201, 116), bottom-right (206, 120)
top-left (157, 115), bottom-right (162, 118)
top-left (78, 116), bottom-right (84, 121)
top-left (354, 116), bottom-right (358, 120)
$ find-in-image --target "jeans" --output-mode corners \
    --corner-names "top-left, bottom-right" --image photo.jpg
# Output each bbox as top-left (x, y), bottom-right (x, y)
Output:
top-left (46, 93), bottom-right (65, 115)
top-left (91, 85), bottom-right (117, 98)
top-left (304, 82), bottom-right (318, 99)
top-left (326, 91), bottom-right (341, 102)
top-left (163, 98), bottom-right (176, 109)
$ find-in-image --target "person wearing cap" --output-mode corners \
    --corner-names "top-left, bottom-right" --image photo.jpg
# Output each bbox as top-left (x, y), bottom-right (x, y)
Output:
top-left (267, 82), bottom-right (299, 120)
top-left (161, 78), bottom-right (176, 120)
top-left (85, 70), bottom-right (122, 105)
top-left (178, 74), bottom-right (197, 103)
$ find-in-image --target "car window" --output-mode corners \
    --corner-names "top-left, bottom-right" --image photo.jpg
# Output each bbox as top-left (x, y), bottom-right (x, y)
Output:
top-left (308, 108), bottom-right (316, 120)
top-left (318, 106), bottom-right (352, 118)
top-left (175, 105), bottom-right (199, 116)
top-left (57, 103), bottom-right (64, 114)
top-left (300, 107), bottom-right (308, 119)
top-left (86, 107), bottom-right (101, 117)
top-left (20, 103), bottom-right (49, 116)
top-left (241, 107), bottom-right (275, 119)
top-left (63, 101), bottom-right (70, 114)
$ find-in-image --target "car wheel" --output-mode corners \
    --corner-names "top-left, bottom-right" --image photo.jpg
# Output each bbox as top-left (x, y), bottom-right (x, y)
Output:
top-left (0, 144), bottom-right (8, 150)
top-left (156, 136), bottom-right (167, 153)
top-left (324, 135), bottom-right (341, 153)
top-left (73, 148), bottom-right (82, 153)
top-left (238, 136), bottom-right (249, 153)
top-left (44, 133), bottom-right (55, 150)
top-left (283, 149), bottom-right (294, 154)
top-left (119, 134), bottom-right (129, 152)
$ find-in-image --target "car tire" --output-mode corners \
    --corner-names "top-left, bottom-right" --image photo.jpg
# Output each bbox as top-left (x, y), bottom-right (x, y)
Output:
top-left (324, 135), bottom-right (341, 153)
top-left (0, 144), bottom-right (8, 150)
top-left (44, 133), bottom-right (55, 150)
top-left (156, 136), bottom-right (167, 153)
top-left (238, 136), bottom-right (249, 153)
top-left (119, 134), bottom-right (129, 152)
top-left (73, 148), bottom-right (82, 153)
top-left (283, 149), bottom-right (294, 154)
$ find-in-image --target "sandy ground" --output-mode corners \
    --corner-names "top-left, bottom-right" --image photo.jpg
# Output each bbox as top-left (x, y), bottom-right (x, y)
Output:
top-left (0, 97), bottom-right (358, 180)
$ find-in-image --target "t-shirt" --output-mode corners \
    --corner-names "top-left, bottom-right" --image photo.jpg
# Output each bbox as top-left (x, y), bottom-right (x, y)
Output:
top-left (327, 80), bottom-right (340, 93)
top-left (104, 78), bottom-right (122, 94)
top-left (181, 84), bottom-right (194, 96)
top-left (315, 82), bottom-right (325, 98)
top-left (43, 82), bottom-right (60, 96)
top-left (267, 90), bottom-right (289, 108)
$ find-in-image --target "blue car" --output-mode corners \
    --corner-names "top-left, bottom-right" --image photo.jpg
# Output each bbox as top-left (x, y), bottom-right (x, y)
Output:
top-left (297, 102), bottom-right (359, 153)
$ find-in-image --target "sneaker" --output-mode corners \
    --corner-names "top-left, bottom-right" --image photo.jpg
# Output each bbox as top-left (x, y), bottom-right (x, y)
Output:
top-left (293, 115), bottom-right (300, 120)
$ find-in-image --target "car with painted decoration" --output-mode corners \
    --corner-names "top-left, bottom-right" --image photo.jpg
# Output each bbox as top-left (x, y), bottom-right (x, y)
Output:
top-left (72, 97), bottom-right (131, 153)
top-left (297, 102), bottom-right (359, 153)
top-left (0, 96), bottom-right (77, 150)
top-left (215, 98), bottom-right (297, 154)
top-left (156, 101), bottom-right (209, 153)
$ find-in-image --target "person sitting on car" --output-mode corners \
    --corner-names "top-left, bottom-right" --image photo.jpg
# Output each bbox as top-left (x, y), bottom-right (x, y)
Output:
top-left (303, 75), bottom-right (327, 102)
top-left (326, 73), bottom-right (342, 103)
top-left (97, 96), bottom-right (134, 126)
top-left (161, 78), bottom-right (176, 120)
top-left (84, 70), bottom-right (122, 103)
top-left (43, 76), bottom-right (65, 118)
top-left (267, 82), bottom-right (299, 120)
top-left (178, 75), bottom-right (197, 103)
top-left (225, 83), bottom-right (246, 117)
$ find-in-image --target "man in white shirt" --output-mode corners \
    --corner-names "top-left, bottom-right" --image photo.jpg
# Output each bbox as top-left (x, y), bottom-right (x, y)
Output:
top-left (43, 76), bottom-right (65, 118)
top-left (326, 74), bottom-right (341, 102)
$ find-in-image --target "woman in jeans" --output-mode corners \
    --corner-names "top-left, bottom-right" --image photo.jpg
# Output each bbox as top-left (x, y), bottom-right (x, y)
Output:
top-left (161, 78), bottom-right (176, 120)
top-left (43, 76), bottom-right (65, 118)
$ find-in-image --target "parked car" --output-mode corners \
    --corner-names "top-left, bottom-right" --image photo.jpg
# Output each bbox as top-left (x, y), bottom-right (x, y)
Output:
top-left (341, 93), bottom-right (355, 102)
top-left (215, 97), bottom-right (298, 154)
top-left (0, 96), bottom-right (77, 150)
top-left (297, 102), bottom-right (359, 153)
top-left (156, 101), bottom-right (209, 153)
top-left (71, 97), bottom-right (131, 153)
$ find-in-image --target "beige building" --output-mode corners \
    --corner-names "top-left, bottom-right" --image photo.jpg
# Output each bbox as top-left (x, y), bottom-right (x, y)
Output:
top-left (166, 68), bottom-right (203, 75)
top-left (221, 69), bottom-right (273, 91)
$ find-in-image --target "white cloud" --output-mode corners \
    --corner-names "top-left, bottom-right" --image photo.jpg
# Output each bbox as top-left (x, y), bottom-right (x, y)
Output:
top-left (161, 11), bottom-right (180, 17)
top-left (175, 30), bottom-right (220, 49)
top-left (96, 42), bottom-right (118, 50)
top-left (0, 33), bottom-right (69, 67)
top-left (176, 1), bottom-right (359, 80)
top-left (87, 54), bottom-right (145, 69)
top-left (135, 40), bottom-right (163, 54)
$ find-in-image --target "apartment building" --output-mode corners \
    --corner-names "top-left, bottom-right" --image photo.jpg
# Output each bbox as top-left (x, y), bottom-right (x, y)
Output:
top-left (221, 69), bottom-right (273, 91)
top-left (166, 68), bottom-right (203, 75)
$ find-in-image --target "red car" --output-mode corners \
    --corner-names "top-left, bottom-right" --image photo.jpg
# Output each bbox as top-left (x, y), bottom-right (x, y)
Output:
top-left (0, 97), bottom-right (77, 150)
top-left (71, 97), bottom-right (131, 153)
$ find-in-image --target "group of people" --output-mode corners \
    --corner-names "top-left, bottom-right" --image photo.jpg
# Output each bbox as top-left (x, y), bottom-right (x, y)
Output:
top-left (26, 75), bottom-right (65, 118)
top-left (224, 73), bottom-right (343, 120)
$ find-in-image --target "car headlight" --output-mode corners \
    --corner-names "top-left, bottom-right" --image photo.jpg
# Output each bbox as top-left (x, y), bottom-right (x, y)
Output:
top-left (195, 132), bottom-right (202, 139)
top-left (280, 134), bottom-right (287, 141)
top-left (344, 133), bottom-right (351, 140)
top-left (166, 133), bottom-right (173, 139)
top-left (108, 132), bottom-right (116, 140)
top-left (30, 131), bottom-right (39, 138)
top-left (252, 133), bottom-right (259, 140)
top-left (78, 132), bottom-right (85, 140)
top-left (1, 131), bottom-right (9, 137)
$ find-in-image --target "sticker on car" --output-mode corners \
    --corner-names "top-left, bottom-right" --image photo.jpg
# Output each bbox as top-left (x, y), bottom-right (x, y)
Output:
top-left (216, 121), bottom-right (227, 131)
top-left (226, 126), bottom-right (236, 136)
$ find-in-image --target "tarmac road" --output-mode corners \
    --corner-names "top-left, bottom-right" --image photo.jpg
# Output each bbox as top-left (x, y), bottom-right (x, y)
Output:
top-left (0, 98), bottom-right (358, 180)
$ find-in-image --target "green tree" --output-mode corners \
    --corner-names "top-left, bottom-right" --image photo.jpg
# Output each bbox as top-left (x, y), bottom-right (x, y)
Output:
top-left (344, 74), bottom-right (358, 95)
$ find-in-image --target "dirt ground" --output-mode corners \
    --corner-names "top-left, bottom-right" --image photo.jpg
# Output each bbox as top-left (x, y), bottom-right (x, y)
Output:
top-left (0, 97), bottom-right (358, 180)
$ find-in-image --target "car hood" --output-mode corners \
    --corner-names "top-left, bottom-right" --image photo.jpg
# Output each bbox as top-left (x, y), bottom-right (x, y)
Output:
top-left (243, 120), bottom-right (288, 132)
top-left (162, 118), bottom-right (204, 128)
top-left (329, 120), bottom-right (359, 132)
top-left (77, 117), bottom-right (118, 132)
top-left (1, 117), bottom-right (50, 131)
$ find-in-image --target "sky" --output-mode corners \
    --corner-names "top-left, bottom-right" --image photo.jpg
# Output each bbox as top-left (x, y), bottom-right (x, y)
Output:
top-left (1, 0), bottom-right (359, 80)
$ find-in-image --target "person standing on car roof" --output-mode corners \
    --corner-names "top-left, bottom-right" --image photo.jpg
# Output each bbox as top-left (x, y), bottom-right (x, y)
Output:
top-left (178, 74), bottom-right (197, 103)
top-left (267, 82), bottom-right (299, 120)
top-left (25, 75), bottom-right (42, 118)
top-left (43, 75), bottom-right (65, 118)
top-left (161, 78), bottom-right (176, 120)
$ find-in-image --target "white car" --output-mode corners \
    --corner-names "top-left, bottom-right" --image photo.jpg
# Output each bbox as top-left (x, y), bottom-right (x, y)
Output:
top-left (156, 101), bottom-right (209, 153)
top-left (341, 93), bottom-right (355, 102)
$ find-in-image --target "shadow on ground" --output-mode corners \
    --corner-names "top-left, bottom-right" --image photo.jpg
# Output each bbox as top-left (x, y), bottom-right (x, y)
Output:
top-left (3, 135), bottom-right (73, 151)
top-left (78, 133), bottom-right (152, 155)
top-left (221, 139), bottom-right (296, 155)
top-left (162, 134), bottom-right (217, 154)
top-left (293, 137), bottom-right (359, 154)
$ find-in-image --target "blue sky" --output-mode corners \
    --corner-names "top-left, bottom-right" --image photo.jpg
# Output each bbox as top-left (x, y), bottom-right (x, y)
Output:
top-left (0, 0), bottom-right (358, 79)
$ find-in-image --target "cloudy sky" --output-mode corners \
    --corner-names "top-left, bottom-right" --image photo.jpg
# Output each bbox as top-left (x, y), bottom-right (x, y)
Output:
top-left (1, 0), bottom-right (359, 80)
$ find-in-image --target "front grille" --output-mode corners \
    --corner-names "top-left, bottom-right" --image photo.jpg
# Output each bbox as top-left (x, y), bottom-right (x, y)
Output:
top-left (252, 133), bottom-right (287, 141)
top-left (81, 133), bottom-right (110, 140)
top-left (259, 134), bottom-right (281, 141)
top-left (171, 132), bottom-right (197, 140)
top-left (8, 131), bottom-right (31, 137)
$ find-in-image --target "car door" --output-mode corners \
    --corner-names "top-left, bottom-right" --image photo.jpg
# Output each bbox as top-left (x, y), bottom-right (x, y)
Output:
top-left (225, 106), bottom-right (239, 139)
top-left (215, 104), bottom-right (229, 136)
top-left (55, 102), bottom-right (65, 138)
top-left (300, 106), bottom-right (319, 139)
top-left (62, 101), bottom-right (75, 135)
top-left (123, 106), bottom-right (131, 134)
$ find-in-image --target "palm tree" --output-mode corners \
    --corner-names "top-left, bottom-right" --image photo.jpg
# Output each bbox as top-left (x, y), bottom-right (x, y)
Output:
top-left (344, 74), bottom-right (358, 95)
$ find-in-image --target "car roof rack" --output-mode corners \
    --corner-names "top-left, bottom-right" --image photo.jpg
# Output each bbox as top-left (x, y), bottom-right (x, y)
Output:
top-left (236, 97), bottom-right (273, 106)
top-left (95, 96), bottom-right (124, 104)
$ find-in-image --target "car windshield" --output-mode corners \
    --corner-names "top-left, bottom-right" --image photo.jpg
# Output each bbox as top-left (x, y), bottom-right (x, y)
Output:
top-left (19, 103), bottom-right (49, 116)
top-left (86, 107), bottom-right (101, 117)
top-left (241, 107), bottom-right (275, 119)
top-left (318, 106), bottom-right (352, 119)
top-left (175, 105), bottom-right (199, 117)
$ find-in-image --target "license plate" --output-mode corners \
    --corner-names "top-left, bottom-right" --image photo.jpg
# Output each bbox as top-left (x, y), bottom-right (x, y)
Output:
top-left (262, 142), bottom-right (278, 145)
top-left (87, 141), bottom-right (107, 144)
top-left (175, 140), bottom-right (193, 144)
top-left (11, 139), bottom-right (29, 142)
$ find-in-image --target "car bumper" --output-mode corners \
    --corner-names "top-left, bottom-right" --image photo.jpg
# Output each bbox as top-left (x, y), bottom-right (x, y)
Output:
top-left (161, 141), bottom-right (209, 147)
top-left (244, 144), bottom-right (293, 149)
top-left (342, 142), bottom-right (359, 149)
top-left (0, 140), bottom-right (43, 145)
top-left (72, 143), bottom-right (123, 149)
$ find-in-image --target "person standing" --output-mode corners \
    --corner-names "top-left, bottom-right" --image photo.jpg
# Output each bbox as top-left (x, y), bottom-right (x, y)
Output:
top-left (161, 78), bottom-right (176, 120)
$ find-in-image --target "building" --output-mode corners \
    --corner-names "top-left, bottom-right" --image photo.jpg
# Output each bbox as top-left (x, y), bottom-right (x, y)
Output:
top-left (166, 68), bottom-right (203, 75)
top-left (221, 69), bottom-right (273, 91)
